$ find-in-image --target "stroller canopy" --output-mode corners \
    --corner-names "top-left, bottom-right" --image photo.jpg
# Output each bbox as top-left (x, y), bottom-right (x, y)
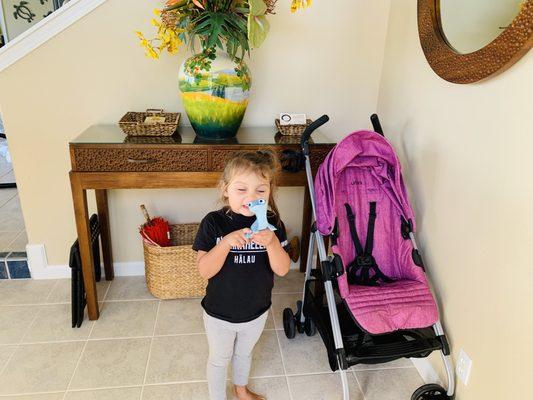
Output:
top-left (315, 130), bottom-right (416, 236)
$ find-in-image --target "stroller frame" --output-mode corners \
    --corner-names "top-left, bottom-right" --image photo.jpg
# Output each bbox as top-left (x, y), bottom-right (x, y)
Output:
top-left (283, 115), bottom-right (455, 400)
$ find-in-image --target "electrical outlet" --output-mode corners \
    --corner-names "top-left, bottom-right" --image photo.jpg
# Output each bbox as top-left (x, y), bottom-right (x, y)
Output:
top-left (456, 348), bottom-right (473, 385)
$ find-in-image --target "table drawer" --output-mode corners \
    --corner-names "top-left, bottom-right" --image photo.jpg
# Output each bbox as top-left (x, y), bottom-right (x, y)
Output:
top-left (72, 148), bottom-right (209, 172)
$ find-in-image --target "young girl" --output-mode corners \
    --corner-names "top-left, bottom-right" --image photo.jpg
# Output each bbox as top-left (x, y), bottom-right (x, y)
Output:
top-left (192, 150), bottom-right (291, 400)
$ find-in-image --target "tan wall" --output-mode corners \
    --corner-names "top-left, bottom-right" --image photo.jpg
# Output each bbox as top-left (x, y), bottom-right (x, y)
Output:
top-left (377, 1), bottom-right (533, 398)
top-left (0, 0), bottom-right (390, 265)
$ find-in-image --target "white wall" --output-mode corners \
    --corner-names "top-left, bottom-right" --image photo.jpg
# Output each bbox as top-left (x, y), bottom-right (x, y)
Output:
top-left (377, 1), bottom-right (533, 398)
top-left (0, 0), bottom-right (390, 266)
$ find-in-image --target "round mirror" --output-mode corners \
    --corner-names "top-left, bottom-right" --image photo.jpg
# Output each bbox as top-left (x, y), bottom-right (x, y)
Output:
top-left (440, 0), bottom-right (524, 54)
top-left (418, 0), bottom-right (533, 83)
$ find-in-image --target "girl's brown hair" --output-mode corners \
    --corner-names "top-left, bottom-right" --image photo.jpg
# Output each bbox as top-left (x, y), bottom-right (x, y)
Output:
top-left (219, 149), bottom-right (282, 224)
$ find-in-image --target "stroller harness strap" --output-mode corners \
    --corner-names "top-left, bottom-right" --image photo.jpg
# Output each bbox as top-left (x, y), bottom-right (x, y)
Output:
top-left (344, 203), bottom-right (393, 286)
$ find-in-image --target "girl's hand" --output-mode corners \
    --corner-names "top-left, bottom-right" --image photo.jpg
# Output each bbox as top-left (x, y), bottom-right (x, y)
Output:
top-left (221, 228), bottom-right (252, 249)
top-left (251, 229), bottom-right (277, 248)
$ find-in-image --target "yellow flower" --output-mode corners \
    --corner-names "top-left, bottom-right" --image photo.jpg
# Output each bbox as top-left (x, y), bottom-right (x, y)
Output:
top-left (291, 0), bottom-right (311, 12)
top-left (147, 46), bottom-right (159, 59)
top-left (153, 8), bottom-right (161, 16)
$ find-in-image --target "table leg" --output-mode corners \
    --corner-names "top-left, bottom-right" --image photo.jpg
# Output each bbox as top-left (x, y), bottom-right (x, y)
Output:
top-left (70, 173), bottom-right (99, 320)
top-left (300, 185), bottom-right (312, 272)
top-left (95, 189), bottom-right (114, 281)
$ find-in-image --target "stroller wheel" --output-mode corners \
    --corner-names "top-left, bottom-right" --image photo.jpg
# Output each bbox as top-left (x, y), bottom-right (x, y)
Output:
top-left (304, 317), bottom-right (317, 336)
top-left (411, 384), bottom-right (449, 400)
top-left (283, 308), bottom-right (296, 339)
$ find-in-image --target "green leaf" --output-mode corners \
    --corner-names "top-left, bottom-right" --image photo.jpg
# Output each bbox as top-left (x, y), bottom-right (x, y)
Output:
top-left (248, 0), bottom-right (267, 16)
top-left (248, 15), bottom-right (269, 48)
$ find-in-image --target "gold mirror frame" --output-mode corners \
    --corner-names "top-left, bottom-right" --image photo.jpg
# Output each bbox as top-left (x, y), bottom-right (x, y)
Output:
top-left (418, 0), bottom-right (533, 84)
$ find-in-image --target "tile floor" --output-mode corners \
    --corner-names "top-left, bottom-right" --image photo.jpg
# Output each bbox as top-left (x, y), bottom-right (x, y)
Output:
top-left (0, 188), bottom-right (28, 279)
top-left (0, 138), bottom-right (27, 256)
top-left (0, 137), bottom-right (15, 187)
top-left (0, 271), bottom-right (425, 399)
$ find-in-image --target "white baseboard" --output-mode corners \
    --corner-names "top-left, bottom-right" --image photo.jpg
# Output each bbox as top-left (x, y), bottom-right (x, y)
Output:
top-left (27, 242), bottom-right (301, 280)
top-left (26, 244), bottom-right (146, 279)
top-left (26, 244), bottom-right (66, 279)
top-left (411, 357), bottom-right (443, 386)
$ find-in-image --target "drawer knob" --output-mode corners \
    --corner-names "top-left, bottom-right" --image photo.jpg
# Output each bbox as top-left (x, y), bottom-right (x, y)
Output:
top-left (127, 158), bottom-right (157, 164)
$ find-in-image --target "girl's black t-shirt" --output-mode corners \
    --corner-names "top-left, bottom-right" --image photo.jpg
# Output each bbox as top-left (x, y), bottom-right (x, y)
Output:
top-left (192, 208), bottom-right (289, 323)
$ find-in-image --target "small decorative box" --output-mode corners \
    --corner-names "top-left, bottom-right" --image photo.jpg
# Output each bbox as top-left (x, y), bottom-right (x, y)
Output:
top-left (275, 118), bottom-right (312, 136)
top-left (119, 109), bottom-right (180, 136)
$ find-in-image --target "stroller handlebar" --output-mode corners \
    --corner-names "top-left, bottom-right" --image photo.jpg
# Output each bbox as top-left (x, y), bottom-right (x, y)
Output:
top-left (301, 115), bottom-right (329, 154)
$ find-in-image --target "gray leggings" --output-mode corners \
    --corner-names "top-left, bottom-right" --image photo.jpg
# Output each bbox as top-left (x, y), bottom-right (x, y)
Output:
top-left (203, 310), bottom-right (268, 400)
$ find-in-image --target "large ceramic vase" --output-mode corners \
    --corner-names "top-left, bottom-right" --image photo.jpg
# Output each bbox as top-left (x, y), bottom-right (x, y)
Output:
top-left (178, 50), bottom-right (251, 140)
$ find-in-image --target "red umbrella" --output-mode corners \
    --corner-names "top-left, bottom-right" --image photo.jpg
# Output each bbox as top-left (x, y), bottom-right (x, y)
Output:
top-left (139, 204), bottom-right (171, 247)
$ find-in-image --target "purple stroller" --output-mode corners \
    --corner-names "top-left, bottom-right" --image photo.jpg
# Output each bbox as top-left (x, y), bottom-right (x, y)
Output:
top-left (283, 115), bottom-right (455, 400)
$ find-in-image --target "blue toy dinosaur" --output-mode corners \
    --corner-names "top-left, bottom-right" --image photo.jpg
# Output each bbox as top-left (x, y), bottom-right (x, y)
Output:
top-left (245, 199), bottom-right (277, 238)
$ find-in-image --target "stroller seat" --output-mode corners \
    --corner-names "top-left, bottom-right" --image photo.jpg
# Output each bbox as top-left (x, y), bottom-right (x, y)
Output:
top-left (284, 118), bottom-right (455, 400)
top-left (345, 279), bottom-right (438, 334)
top-left (315, 130), bottom-right (440, 335)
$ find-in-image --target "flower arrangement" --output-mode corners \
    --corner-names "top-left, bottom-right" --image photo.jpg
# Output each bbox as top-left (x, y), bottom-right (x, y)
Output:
top-left (135, 0), bottom-right (313, 140)
top-left (136, 0), bottom-right (312, 61)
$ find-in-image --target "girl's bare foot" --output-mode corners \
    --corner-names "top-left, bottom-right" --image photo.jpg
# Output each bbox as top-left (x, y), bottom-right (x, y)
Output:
top-left (233, 385), bottom-right (266, 400)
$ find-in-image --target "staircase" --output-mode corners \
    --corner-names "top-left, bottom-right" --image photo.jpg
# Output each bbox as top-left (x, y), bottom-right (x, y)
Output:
top-left (1, 1), bottom-right (70, 45)
top-left (0, 0), bottom-right (107, 72)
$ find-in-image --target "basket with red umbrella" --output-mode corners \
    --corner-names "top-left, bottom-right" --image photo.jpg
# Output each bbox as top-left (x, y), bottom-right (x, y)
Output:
top-left (139, 204), bottom-right (171, 247)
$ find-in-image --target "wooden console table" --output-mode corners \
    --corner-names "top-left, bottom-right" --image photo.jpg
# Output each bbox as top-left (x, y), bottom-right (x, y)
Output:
top-left (69, 125), bottom-right (334, 320)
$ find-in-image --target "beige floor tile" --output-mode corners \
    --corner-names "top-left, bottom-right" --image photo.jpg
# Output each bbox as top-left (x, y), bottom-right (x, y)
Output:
top-left (47, 279), bottom-right (110, 304)
top-left (0, 231), bottom-right (18, 250)
top-left (6, 230), bottom-right (28, 252)
top-left (0, 393), bottom-right (65, 400)
top-left (271, 293), bottom-right (301, 329)
top-left (105, 277), bottom-right (156, 301)
top-left (21, 304), bottom-right (93, 343)
top-left (89, 300), bottom-right (158, 339)
top-left (264, 310), bottom-right (275, 330)
top-left (69, 338), bottom-right (151, 390)
top-left (249, 330), bottom-right (285, 378)
top-left (0, 171), bottom-right (15, 184)
top-left (0, 341), bottom-right (85, 395)
top-left (277, 330), bottom-right (331, 375)
top-left (351, 357), bottom-right (414, 370)
top-left (155, 298), bottom-right (204, 335)
top-left (0, 188), bottom-right (17, 207)
top-left (0, 279), bottom-right (56, 305)
top-left (0, 165), bottom-right (11, 178)
top-left (355, 368), bottom-right (425, 400)
top-left (1, 196), bottom-right (22, 214)
top-left (0, 212), bottom-right (24, 232)
top-left (288, 372), bottom-right (364, 400)
top-left (273, 270), bottom-right (305, 294)
top-left (0, 344), bottom-right (18, 371)
top-left (227, 377), bottom-right (290, 400)
top-left (0, 306), bottom-right (39, 344)
top-left (142, 382), bottom-right (210, 400)
top-left (65, 387), bottom-right (142, 400)
top-left (145, 334), bottom-right (208, 384)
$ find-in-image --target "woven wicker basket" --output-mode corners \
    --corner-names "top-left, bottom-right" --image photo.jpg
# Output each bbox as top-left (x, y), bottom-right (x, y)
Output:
top-left (274, 132), bottom-right (314, 145)
top-left (275, 118), bottom-right (312, 136)
top-left (143, 223), bottom-right (207, 299)
top-left (119, 109), bottom-right (180, 137)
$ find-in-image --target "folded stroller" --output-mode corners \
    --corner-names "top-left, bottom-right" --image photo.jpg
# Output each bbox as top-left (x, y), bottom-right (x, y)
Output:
top-left (283, 115), bottom-right (455, 400)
